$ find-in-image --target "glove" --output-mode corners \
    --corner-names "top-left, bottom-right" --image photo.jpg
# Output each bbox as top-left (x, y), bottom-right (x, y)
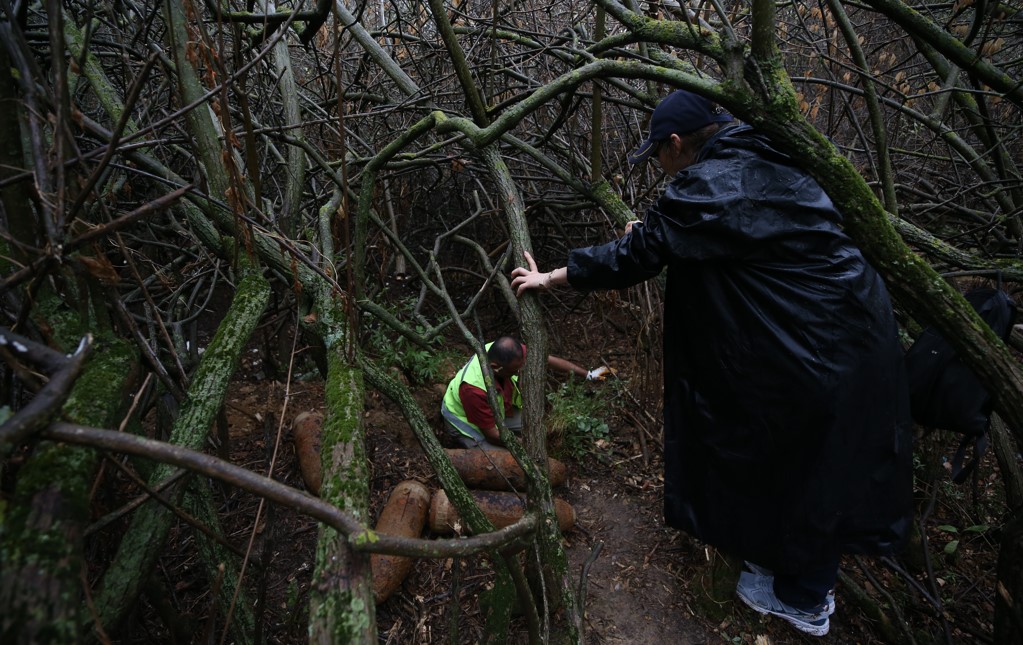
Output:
top-left (586, 366), bottom-right (614, 381)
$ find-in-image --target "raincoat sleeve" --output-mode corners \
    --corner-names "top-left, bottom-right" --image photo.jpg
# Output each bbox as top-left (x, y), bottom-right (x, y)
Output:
top-left (568, 147), bottom-right (841, 291)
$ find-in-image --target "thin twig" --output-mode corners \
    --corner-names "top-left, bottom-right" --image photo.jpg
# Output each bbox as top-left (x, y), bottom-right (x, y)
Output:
top-left (0, 333), bottom-right (92, 453)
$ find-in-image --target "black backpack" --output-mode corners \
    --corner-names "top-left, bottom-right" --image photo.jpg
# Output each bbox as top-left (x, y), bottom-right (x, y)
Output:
top-left (904, 287), bottom-right (1017, 482)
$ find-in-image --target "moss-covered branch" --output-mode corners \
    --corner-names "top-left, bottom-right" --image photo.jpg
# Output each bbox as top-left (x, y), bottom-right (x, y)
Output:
top-left (0, 330), bottom-right (137, 643)
top-left (305, 263), bottom-right (375, 642)
top-left (0, 332), bottom-right (92, 454)
top-left (427, 0), bottom-right (489, 125)
top-left (590, 0), bottom-right (725, 61)
top-left (864, 0), bottom-right (1023, 109)
top-left (479, 144), bottom-right (580, 639)
top-left (90, 271), bottom-right (270, 636)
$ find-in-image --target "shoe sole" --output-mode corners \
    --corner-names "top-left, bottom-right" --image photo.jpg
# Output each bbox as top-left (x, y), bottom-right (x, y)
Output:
top-left (737, 590), bottom-right (831, 637)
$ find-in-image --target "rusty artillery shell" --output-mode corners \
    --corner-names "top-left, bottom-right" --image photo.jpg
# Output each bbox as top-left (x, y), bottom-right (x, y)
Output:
top-left (428, 489), bottom-right (575, 535)
top-left (444, 449), bottom-right (568, 490)
top-left (370, 480), bottom-right (432, 604)
top-left (292, 411), bottom-right (323, 496)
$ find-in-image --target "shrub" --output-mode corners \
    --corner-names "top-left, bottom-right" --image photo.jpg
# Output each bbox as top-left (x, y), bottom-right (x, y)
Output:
top-left (546, 378), bottom-right (612, 461)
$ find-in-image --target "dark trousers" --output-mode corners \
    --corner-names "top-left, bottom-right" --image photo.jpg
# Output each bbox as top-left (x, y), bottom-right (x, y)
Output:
top-left (773, 556), bottom-right (840, 611)
top-left (443, 411), bottom-right (522, 449)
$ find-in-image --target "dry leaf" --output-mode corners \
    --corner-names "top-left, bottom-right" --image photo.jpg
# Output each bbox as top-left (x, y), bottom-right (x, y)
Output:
top-left (77, 254), bottom-right (120, 285)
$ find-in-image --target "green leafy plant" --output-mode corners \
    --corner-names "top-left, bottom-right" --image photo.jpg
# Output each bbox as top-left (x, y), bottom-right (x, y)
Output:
top-left (546, 378), bottom-right (612, 461)
top-left (372, 331), bottom-right (454, 384)
top-left (937, 523), bottom-right (989, 556)
top-left (364, 298), bottom-right (457, 385)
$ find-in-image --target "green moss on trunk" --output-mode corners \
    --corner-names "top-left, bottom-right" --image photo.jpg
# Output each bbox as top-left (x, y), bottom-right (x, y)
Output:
top-left (0, 335), bottom-right (137, 643)
top-left (90, 272), bottom-right (269, 636)
top-left (184, 483), bottom-right (256, 645)
top-left (309, 348), bottom-right (376, 644)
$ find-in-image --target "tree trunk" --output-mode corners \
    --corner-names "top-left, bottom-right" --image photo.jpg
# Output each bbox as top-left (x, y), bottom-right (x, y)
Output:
top-left (0, 40), bottom-right (37, 270)
top-left (483, 144), bottom-right (580, 639)
top-left (90, 272), bottom-right (269, 636)
top-left (267, 0), bottom-right (306, 230)
top-left (991, 415), bottom-right (1023, 513)
top-left (308, 345), bottom-right (376, 643)
top-left (0, 333), bottom-right (138, 643)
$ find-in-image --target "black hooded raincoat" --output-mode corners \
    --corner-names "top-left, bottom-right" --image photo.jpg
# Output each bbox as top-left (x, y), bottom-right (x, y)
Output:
top-left (568, 125), bottom-right (912, 571)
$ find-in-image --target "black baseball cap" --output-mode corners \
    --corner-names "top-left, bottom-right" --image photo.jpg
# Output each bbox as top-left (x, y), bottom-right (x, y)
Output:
top-left (628, 89), bottom-right (733, 164)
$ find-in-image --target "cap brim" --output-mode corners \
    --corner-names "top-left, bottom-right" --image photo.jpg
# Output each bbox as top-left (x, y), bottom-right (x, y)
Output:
top-left (628, 138), bottom-right (657, 164)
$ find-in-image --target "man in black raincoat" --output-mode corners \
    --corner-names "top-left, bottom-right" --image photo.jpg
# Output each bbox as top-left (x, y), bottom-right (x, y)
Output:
top-left (511, 89), bottom-right (912, 637)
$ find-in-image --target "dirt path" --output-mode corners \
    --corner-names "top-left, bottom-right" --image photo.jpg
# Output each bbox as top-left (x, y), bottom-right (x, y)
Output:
top-left (562, 470), bottom-right (714, 644)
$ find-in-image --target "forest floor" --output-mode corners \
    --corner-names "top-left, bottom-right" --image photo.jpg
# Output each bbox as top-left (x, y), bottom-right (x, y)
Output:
top-left (210, 373), bottom-right (744, 645)
top-left (126, 308), bottom-right (1002, 644)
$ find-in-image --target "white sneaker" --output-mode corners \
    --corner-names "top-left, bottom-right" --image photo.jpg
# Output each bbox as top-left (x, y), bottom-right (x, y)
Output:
top-left (737, 572), bottom-right (830, 637)
top-left (743, 561), bottom-right (836, 616)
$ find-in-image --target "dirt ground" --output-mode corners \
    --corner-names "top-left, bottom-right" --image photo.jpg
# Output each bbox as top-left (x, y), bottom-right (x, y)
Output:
top-left (219, 374), bottom-right (728, 645)
top-left (118, 308), bottom-right (1001, 644)
top-left (205, 368), bottom-right (850, 645)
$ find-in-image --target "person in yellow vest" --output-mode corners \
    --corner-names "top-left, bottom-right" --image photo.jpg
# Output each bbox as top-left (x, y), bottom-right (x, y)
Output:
top-left (441, 336), bottom-right (613, 449)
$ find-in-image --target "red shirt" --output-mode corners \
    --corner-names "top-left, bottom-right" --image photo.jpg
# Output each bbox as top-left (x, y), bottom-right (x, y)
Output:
top-left (459, 375), bottom-right (516, 431)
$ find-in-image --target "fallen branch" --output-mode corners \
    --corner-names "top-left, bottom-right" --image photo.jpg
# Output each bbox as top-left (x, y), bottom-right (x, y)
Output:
top-left (841, 563), bottom-right (917, 644)
top-left (44, 422), bottom-right (539, 558)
